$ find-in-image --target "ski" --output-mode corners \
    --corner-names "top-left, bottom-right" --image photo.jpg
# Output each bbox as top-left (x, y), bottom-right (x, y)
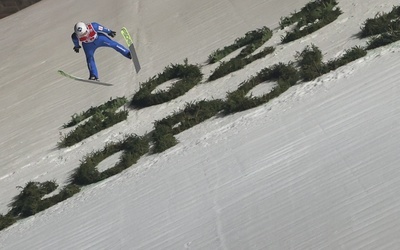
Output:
top-left (58, 70), bottom-right (113, 86)
top-left (121, 27), bottom-right (141, 73)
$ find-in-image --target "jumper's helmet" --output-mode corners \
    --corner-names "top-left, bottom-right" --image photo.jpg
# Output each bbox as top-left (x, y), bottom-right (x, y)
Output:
top-left (74, 22), bottom-right (88, 36)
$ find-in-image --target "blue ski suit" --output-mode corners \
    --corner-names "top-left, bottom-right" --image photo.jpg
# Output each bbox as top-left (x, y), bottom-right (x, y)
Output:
top-left (71, 22), bottom-right (131, 79)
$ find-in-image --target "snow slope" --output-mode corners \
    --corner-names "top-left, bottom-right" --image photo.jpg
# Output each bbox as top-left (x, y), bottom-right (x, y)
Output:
top-left (1, 0), bottom-right (400, 249)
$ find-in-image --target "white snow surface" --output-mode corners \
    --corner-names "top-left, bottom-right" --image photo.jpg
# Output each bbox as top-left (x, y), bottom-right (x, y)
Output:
top-left (1, 0), bottom-right (400, 249)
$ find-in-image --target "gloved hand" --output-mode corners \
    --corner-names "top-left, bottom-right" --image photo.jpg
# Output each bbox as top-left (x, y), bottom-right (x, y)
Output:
top-left (73, 46), bottom-right (81, 53)
top-left (109, 30), bottom-right (116, 38)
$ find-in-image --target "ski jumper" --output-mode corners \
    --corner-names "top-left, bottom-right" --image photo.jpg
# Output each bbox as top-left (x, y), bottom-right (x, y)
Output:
top-left (71, 22), bottom-right (131, 79)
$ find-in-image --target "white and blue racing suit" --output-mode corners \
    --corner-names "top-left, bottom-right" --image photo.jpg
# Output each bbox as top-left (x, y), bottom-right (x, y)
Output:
top-left (71, 22), bottom-right (131, 79)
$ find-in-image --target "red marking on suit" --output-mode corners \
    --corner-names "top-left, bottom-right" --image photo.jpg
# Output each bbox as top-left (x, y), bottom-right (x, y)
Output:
top-left (78, 24), bottom-right (98, 43)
